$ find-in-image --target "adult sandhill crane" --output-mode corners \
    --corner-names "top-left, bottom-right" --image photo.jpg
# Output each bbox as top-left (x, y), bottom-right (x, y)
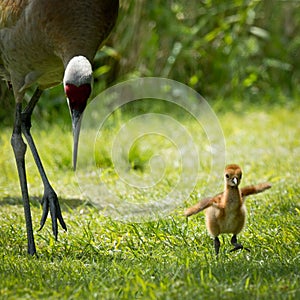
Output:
top-left (0, 0), bottom-right (119, 255)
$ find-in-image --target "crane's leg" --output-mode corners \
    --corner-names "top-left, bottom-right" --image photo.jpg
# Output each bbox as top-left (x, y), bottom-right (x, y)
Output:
top-left (20, 89), bottom-right (67, 239)
top-left (11, 102), bottom-right (36, 255)
top-left (230, 234), bottom-right (250, 252)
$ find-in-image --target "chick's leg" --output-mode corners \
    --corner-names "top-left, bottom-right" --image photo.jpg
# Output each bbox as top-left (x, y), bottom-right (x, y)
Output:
top-left (230, 234), bottom-right (250, 252)
top-left (214, 236), bottom-right (220, 255)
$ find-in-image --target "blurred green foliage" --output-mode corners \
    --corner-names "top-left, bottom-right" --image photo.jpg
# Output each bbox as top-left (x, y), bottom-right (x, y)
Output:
top-left (114, 0), bottom-right (299, 101)
top-left (1, 0), bottom-right (299, 125)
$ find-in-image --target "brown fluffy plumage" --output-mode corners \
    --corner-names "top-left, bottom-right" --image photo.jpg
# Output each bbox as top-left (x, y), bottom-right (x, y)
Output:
top-left (185, 164), bottom-right (271, 255)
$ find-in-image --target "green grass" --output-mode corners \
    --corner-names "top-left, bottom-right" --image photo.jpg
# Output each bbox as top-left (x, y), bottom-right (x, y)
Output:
top-left (0, 101), bottom-right (299, 299)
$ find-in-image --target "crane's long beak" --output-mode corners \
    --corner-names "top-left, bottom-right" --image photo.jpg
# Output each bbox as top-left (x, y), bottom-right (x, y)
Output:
top-left (71, 109), bottom-right (82, 170)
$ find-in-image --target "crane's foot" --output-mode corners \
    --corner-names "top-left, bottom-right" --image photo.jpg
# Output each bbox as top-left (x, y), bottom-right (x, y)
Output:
top-left (230, 234), bottom-right (250, 253)
top-left (38, 187), bottom-right (67, 239)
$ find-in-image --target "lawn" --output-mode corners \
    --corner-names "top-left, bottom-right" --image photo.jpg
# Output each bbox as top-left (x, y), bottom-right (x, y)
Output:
top-left (0, 98), bottom-right (299, 299)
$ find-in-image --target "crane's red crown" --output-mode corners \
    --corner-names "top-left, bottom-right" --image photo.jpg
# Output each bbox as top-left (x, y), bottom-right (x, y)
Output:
top-left (63, 56), bottom-right (93, 112)
top-left (65, 83), bottom-right (91, 113)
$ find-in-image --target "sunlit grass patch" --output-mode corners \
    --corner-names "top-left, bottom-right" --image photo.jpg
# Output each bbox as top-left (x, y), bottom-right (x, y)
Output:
top-left (0, 104), bottom-right (299, 299)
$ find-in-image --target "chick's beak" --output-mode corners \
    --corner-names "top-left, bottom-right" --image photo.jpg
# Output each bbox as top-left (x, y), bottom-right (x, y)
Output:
top-left (232, 177), bottom-right (238, 186)
top-left (71, 109), bottom-right (82, 170)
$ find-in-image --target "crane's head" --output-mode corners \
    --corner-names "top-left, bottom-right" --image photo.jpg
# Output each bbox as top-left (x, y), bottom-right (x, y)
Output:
top-left (63, 56), bottom-right (93, 170)
top-left (224, 164), bottom-right (242, 187)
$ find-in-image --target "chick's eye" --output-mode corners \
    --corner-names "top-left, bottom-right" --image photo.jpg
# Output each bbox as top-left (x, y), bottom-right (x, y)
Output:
top-left (225, 174), bottom-right (230, 179)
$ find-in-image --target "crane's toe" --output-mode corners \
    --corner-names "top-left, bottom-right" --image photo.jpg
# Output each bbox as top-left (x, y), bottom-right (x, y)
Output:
top-left (38, 187), bottom-right (67, 239)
